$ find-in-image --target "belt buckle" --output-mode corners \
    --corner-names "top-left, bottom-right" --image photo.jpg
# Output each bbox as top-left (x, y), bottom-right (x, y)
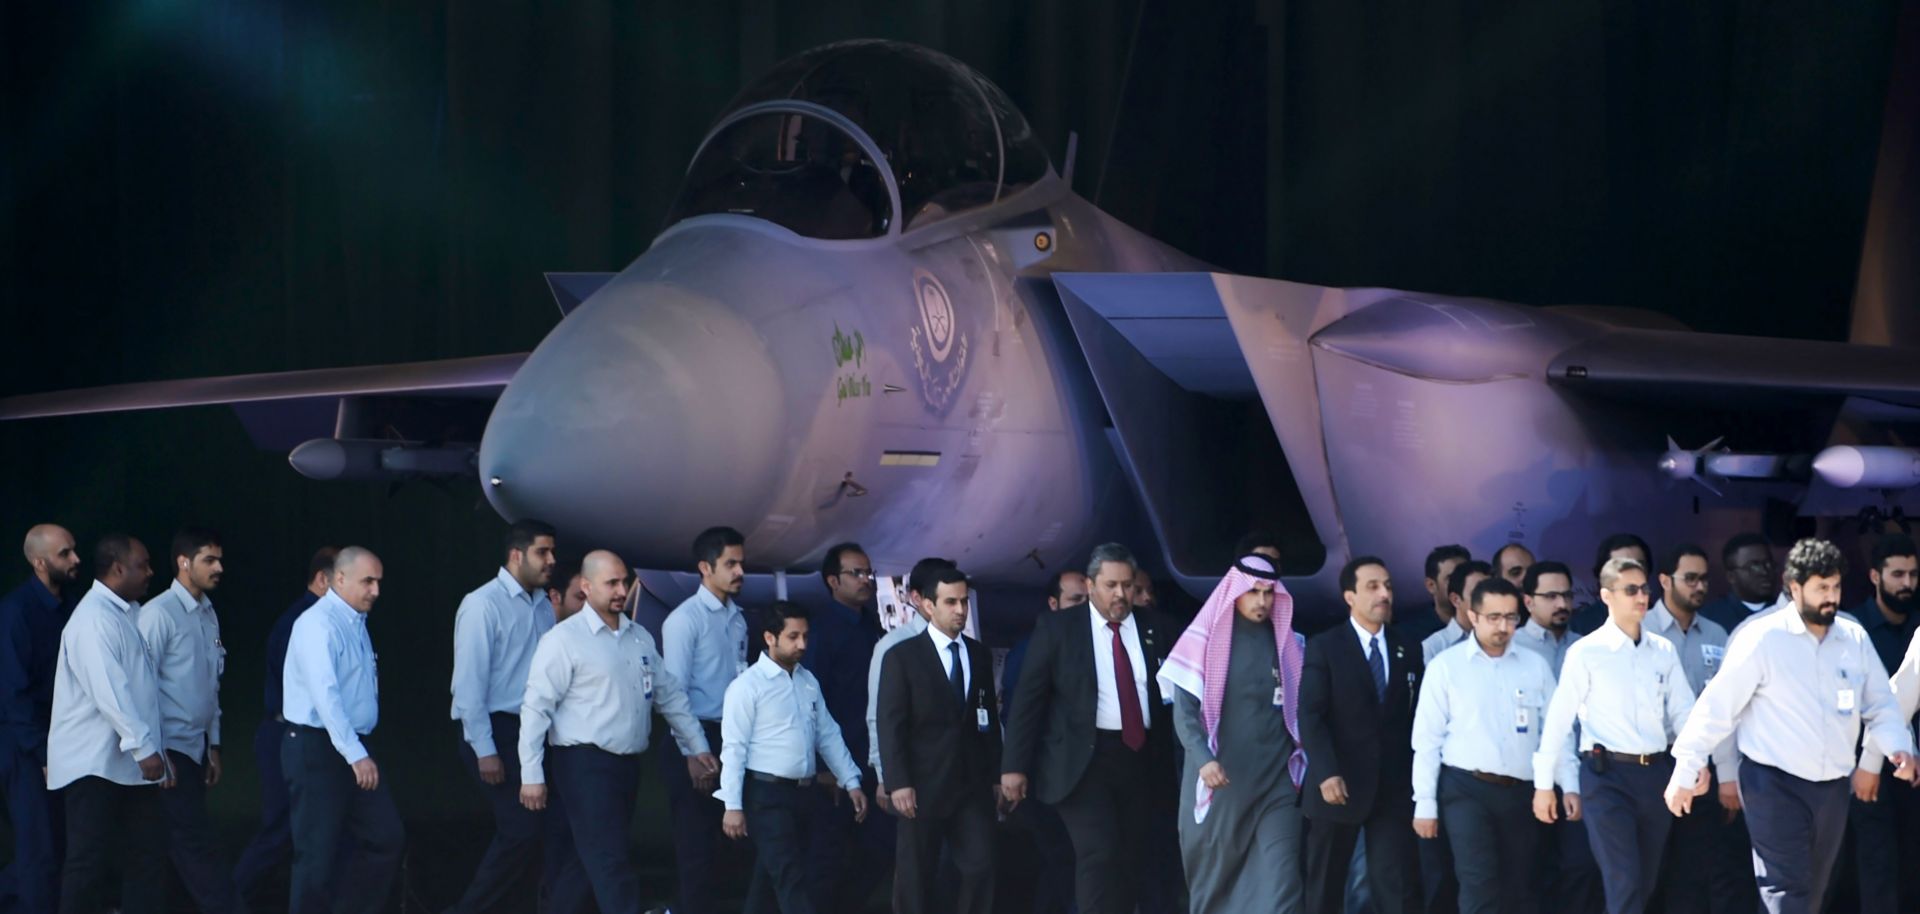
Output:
top-left (1637, 753), bottom-right (1650, 766)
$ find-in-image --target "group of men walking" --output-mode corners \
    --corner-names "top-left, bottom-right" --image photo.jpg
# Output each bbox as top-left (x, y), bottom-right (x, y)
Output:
top-left (4, 518), bottom-right (1920, 914)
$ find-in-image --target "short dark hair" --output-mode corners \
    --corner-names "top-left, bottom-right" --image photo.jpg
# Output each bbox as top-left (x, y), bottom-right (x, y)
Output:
top-left (761, 600), bottom-right (810, 638)
top-left (1470, 577), bottom-right (1523, 610)
top-left (1521, 560), bottom-right (1572, 595)
top-left (1661, 543), bottom-right (1709, 577)
top-left (1047, 569), bottom-right (1081, 602)
top-left (693, 526), bottom-right (746, 571)
top-left (1446, 560), bottom-right (1494, 598)
top-left (1424, 544), bottom-right (1471, 582)
top-left (909, 561), bottom-right (968, 601)
top-left (505, 519), bottom-right (556, 560)
top-left (1721, 532), bottom-right (1771, 565)
top-left (1871, 534), bottom-right (1918, 572)
top-left (1785, 538), bottom-right (1847, 585)
top-left (1340, 556), bottom-right (1387, 594)
top-left (307, 546), bottom-right (341, 582)
top-left (906, 557), bottom-right (955, 598)
top-left (171, 527), bottom-right (221, 565)
top-left (820, 542), bottom-right (867, 585)
top-left (94, 533), bottom-right (140, 578)
top-left (547, 560), bottom-right (579, 592)
top-left (1234, 529), bottom-right (1280, 557)
top-left (1592, 533), bottom-right (1651, 577)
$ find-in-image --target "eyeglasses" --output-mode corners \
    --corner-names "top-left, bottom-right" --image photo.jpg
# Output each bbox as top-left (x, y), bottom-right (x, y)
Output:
top-left (1672, 573), bottom-right (1708, 586)
top-left (1529, 590), bottom-right (1573, 602)
top-left (838, 568), bottom-right (876, 580)
top-left (1607, 584), bottom-right (1656, 597)
top-left (1476, 612), bottom-right (1523, 626)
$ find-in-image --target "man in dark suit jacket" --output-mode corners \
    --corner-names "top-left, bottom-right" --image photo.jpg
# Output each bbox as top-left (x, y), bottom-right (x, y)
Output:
top-left (1300, 556), bottom-right (1425, 914)
top-left (1001, 543), bottom-right (1175, 914)
top-left (877, 561), bottom-right (1001, 914)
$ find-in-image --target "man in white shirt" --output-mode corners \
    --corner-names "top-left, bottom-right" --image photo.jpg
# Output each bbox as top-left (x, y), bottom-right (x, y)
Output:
top-left (717, 601), bottom-right (867, 914)
top-left (1534, 556), bottom-right (1699, 914)
top-left (47, 534), bottom-right (170, 914)
top-left (1412, 577), bottom-right (1573, 914)
top-left (1421, 560), bottom-right (1489, 664)
top-left (1515, 561), bottom-right (1580, 675)
top-left (136, 528), bottom-right (242, 914)
top-left (1665, 538), bottom-right (1920, 914)
top-left (446, 519), bottom-right (562, 914)
top-left (520, 549), bottom-right (715, 914)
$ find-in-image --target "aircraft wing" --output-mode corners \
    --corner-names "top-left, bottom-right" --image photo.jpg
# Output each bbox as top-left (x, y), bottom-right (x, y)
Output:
top-left (1545, 328), bottom-right (1920, 409)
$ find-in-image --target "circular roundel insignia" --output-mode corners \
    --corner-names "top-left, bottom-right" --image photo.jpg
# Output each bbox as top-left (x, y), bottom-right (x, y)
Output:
top-left (914, 268), bottom-right (956, 363)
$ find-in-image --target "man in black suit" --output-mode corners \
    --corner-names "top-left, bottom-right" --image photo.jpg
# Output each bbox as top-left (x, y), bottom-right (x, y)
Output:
top-left (1301, 555), bottom-right (1424, 914)
top-left (876, 561), bottom-right (1001, 914)
top-left (1001, 542), bottom-right (1175, 914)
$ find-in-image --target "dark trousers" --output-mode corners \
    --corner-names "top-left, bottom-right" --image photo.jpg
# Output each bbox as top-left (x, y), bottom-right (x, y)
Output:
top-left (158, 751), bottom-right (245, 914)
top-left (1, 746), bottom-right (59, 913)
top-left (804, 771), bottom-right (894, 912)
top-left (232, 718), bottom-right (290, 905)
top-left (1011, 798), bottom-right (1076, 914)
top-left (1437, 767), bottom-right (1537, 914)
top-left (1846, 763), bottom-right (1920, 914)
top-left (1052, 732), bottom-right (1151, 914)
top-left (743, 777), bottom-right (814, 914)
top-left (449, 713), bottom-right (570, 914)
top-left (548, 744), bottom-right (643, 914)
top-left (282, 725), bottom-right (405, 914)
top-left (1739, 760), bottom-right (1849, 914)
top-left (58, 776), bottom-right (166, 914)
top-left (1547, 804), bottom-right (1605, 914)
top-left (657, 719), bottom-right (742, 914)
top-left (893, 790), bottom-right (995, 914)
top-left (1654, 769), bottom-right (1756, 914)
top-left (1581, 757), bottom-right (1674, 914)
top-left (1306, 803), bottom-right (1421, 914)
top-left (1420, 819), bottom-right (1458, 914)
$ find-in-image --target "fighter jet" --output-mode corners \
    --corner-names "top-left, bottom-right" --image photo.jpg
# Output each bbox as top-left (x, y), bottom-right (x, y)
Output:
top-left (7, 39), bottom-right (1920, 626)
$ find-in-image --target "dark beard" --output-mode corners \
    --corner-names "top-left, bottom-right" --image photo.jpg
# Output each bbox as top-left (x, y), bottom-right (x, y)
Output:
top-left (46, 566), bottom-right (80, 589)
top-left (1799, 603), bottom-right (1840, 627)
top-left (1881, 585), bottom-right (1920, 615)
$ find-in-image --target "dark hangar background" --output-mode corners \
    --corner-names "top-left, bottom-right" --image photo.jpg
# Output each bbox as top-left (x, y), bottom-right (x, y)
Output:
top-left (0, 0), bottom-right (1905, 908)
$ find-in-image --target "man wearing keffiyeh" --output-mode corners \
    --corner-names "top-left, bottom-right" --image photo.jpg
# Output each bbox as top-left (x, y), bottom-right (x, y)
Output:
top-left (1156, 553), bottom-right (1308, 913)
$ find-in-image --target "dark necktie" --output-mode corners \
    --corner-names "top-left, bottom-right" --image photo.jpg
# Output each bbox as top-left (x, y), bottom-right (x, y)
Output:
top-left (1109, 621), bottom-right (1146, 751)
top-left (948, 641), bottom-right (966, 707)
top-left (1368, 634), bottom-right (1387, 702)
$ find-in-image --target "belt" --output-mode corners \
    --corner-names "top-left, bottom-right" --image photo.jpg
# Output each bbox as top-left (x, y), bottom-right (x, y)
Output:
top-left (1601, 749), bottom-right (1671, 766)
top-left (1458, 767), bottom-right (1524, 787)
top-left (748, 770), bottom-right (810, 788)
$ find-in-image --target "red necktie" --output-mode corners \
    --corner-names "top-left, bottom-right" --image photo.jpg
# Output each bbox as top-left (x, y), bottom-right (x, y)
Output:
top-left (1109, 621), bottom-right (1146, 751)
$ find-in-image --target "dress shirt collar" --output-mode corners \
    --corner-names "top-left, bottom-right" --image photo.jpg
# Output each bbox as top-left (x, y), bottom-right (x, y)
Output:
top-left (1089, 605), bottom-right (1138, 636)
top-left (1855, 598), bottom-right (1911, 634)
top-left (495, 566), bottom-right (535, 604)
top-left (694, 585), bottom-right (740, 615)
top-left (20, 575), bottom-right (59, 612)
top-left (1351, 616), bottom-right (1386, 655)
top-left (582, 607), bottom-right (630, 638)
top-left (1464, 635), bottom-right (1513, 663)
top-left (751, 652), bottom-right (795, 680)
top-left (1779, 603), bottom-right (1818, 639)
top-left (166, 578), bottom-right (210, 613)
top-left (928, 624), bottom-right (964, 654)
top-left (87, 578), bottom-right (132, 614)
top-left (318, 589), bottom-right (366, 627)
top-left (1585, 618), bottom-right (1641, 651)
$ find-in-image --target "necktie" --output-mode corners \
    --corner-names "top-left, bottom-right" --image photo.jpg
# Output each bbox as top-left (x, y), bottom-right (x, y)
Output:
top-left (1110, 621), bottom-right (1146, 751)
top-left (1368, 635), bottom-right (1387, 702)
top-left (948, 641), bottom-right (966, 708)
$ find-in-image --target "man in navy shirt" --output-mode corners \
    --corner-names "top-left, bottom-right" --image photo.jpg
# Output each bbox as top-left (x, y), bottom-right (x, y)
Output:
top-left (231, 546), bottom-right (336, 906)
top-left (1845, 533), bottom-right (1920, 913)
top-left (0, 524), bottom-right (82, 914)
top-left (801, 543), bottom-right (889, 910)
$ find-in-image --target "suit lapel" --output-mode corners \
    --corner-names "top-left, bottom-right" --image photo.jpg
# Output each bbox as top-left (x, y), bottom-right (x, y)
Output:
top-left (1333, 626), bottom-right (1379, 709)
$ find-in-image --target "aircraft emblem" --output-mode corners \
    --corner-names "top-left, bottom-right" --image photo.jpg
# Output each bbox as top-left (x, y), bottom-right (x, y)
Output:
top-left (909, 268), bottom-right (969, 414)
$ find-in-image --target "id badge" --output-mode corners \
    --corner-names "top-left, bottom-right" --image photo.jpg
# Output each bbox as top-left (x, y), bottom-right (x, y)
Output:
top-left (1514, 689), bottom-right (1530, 733)
top-left (1839, 689), bottom-right (1857, 714)
top-left (643, 672), bottom-right (654, 701)
top-left (976, 707), bottom-right (990, 732)
top-left (1273, 668), bottom-right (1285, 708)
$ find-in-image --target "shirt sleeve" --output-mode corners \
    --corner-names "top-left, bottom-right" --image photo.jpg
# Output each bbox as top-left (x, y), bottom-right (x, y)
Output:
top-left (0, 605), bottom-right (42, 762)
top-left (714, 677), bottom-right (753, 811)
top-left (1172, 689), bottom-right (1213, 765)
top-left (75, 617), bottom-right (161, 761)
top-left (867, 636), bottom-right (891, 782)
top-left (1858, 634), bottom-right (1917, 766)
top-left (813, 680), bottom-right (862, 791)
top-left (518, 633), bottom-right (568, 785)
top-left (449, 593), bottom-right (498, 757)
top-left (1411, 657), bottom-right (1450, 820)
top-left (1534, 648), bottom-right (1585, 790)
top-left (293, 624), bottom-right (368, 765)
top-left (653, 647), bottom-right (711, 757)
top-left (661, 610), bottom-right (698, 752)
top-left (1669, 626), bottom-right (1767, 796)
top-left (209, 613), bottom-right (224, 748)
top-left (1662, 647), bottom-right (1698, 746)
top-left (1862, 629), bottom-right (1920, 771)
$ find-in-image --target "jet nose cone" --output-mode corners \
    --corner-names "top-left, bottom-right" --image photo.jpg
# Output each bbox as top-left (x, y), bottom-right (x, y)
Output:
top-left (478, 280), bottom-right (785, 561)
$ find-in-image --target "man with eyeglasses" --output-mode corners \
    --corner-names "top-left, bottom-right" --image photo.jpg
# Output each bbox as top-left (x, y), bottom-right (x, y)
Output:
top-left (1843, 533), bottom-right (1920, 914)
top-left (1666, 538), bottom-right (1920, 914)
top-left (1534, 557), bottom-right (1699, 914)
top-left (1572, 534), bottom-right (1652, 636)
top-left (1412, 578), bottom-right (1574, 914)
top-left (1516, 561), bottom-right (1580, 674)
top-left (1645, 544), bottom-right (1755, 914)
top-left (1700, 534), bottom-right (1780, 634)
top-left (802, 542), bottom-right (891, 911)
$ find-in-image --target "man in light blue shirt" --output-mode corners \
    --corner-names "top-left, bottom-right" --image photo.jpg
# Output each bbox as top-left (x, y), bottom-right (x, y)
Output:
top-left (446, 519), bottom-right (563, 914)
top-left (658, 525), bottom-right (749, 914)
top-left (136, 528), bottom-right (244, 914)
top-left (718, 601), bottom-right (868, 914)
top-left (1412, 577), bottom-right (1573, 914)
top-left (47, 534), bottom-right (170, 914)
top-left (282, 546), bottom-right (404, 914)
top-left (866, 560), bottom-right (944, 796)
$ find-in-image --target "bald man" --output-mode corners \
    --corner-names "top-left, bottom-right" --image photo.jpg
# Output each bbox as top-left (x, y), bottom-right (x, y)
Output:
top-left (282, 547), bottom-right (404, 914)
top-left (0, 524), bottom-right (82, 913)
